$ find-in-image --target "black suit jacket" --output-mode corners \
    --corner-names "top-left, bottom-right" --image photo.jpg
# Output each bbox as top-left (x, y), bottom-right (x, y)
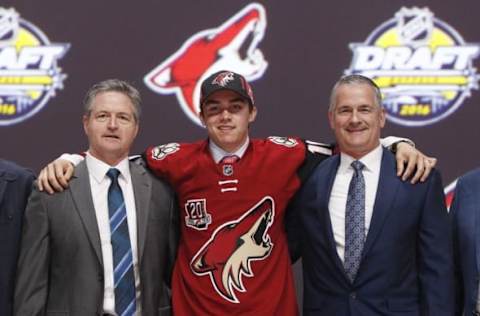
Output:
top-left (0, 160), bottom-right (34, 316)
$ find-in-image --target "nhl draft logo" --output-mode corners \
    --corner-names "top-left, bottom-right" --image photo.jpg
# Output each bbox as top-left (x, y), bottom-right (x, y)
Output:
top-left (144, 3), bottom-right (268, 126)
top-left (346, 7), bottom-right (480, 126)
top-left (151, 142), bottom-right (180, 160)
top-left (0, 8), bottom-right (69, 126)
top-left (190, 196), bottom-right (275, 303)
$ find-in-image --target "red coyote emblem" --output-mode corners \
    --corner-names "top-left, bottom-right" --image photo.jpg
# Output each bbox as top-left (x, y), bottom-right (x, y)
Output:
top-left (191, 196), bottom-right (275, 303)
top-left (144, 3), bottom-right (268, 126)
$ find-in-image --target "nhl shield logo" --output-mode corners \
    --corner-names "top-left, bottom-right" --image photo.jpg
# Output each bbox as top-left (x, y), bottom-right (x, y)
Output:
top-left (396, 7), bottom-right (433, 47)
top-left (223, 164), bottom-right (234, 176)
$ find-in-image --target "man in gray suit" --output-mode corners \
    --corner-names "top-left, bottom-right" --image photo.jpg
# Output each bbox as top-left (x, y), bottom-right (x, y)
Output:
top-left (14, 79), bottom-right (177, 316)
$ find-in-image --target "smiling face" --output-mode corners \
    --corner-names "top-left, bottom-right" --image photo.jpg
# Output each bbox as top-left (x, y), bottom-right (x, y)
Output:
top-left (328, 82), bottom-right (386, 159)
top-left (200, 89), bottom-right (257, 153)
top-left (83, 91), bottom-right (139, 165)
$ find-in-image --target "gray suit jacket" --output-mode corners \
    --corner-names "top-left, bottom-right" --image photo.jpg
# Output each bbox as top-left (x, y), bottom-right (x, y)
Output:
top-left (14, 161), bottom-right (178, 316)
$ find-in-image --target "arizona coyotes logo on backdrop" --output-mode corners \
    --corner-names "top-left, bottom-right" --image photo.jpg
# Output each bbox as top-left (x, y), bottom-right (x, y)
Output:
top-left (190, 196), bottom-right (275, 303)
top-left (144, 3), bottom-right (268, 126)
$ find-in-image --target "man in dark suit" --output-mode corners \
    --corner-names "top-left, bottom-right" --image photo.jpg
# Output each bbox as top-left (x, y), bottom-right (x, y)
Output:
top-left (0, 160), bottom-right (34, 316)
top-left (287, 74), bottom-right (454, 316)
top-left (451, 169), bottom-right (480, 316)
top-left (14, 79), bottom-right (177, 316)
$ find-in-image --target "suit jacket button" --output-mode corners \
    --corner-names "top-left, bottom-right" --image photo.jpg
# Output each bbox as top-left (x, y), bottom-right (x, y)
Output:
top-left (350, 292), bottom-right (356, 299)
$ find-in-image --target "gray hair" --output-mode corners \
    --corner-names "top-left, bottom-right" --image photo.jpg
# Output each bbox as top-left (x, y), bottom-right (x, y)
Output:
top-left (329, 74), bottom-right (382, 112)
top-left (83, 79), bottom-right (141, 121)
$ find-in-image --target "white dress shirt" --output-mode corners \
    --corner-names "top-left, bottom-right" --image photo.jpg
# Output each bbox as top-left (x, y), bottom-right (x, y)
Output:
top-left (209, 137), bottom-right (250, 163)
top-left (85, 153), bottom-right (141, 315)
top-left (328, 145), bottom-right (383, 262)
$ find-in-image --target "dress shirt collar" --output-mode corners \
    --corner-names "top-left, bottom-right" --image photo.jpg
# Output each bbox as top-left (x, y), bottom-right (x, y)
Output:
top-left (338, 144), bottom-right (383, 175)
top-left (209, 137), bottom-right (250, 163)
top-left (85, 152), bottom-right (131, 184)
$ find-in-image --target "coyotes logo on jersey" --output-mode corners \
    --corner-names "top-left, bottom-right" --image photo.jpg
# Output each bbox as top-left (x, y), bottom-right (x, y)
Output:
top-left (190, 196), bottom-right (275, 303)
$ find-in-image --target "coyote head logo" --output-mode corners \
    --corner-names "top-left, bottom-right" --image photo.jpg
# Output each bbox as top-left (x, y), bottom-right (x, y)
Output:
top-left (212, 71), bottom-right (235, 87)
top-left (190, 196), bottom-right (275, 303)
top-left (144, 3), bottom-right (268, 126)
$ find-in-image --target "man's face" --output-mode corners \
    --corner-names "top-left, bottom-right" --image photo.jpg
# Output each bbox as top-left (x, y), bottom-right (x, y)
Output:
top-left (83, 91), bottom-right (139, 165)
top-left (200, 90), bottom-right (257, 153)
top-left (328, 83), bottom-right (386, 159)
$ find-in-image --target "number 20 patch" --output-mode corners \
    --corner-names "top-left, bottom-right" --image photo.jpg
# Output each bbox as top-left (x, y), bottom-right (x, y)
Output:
top-left (185, 199), bottom-right (212, 230)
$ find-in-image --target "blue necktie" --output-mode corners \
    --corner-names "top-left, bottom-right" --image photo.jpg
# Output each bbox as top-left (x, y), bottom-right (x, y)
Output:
top-left (107, 168), bottom-right (136, 316)
top-left (344, 160), bottom-right (365, 283)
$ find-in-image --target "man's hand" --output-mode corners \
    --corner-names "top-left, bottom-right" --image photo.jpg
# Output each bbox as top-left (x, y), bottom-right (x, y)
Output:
top-left (395, 142), bottom-right (437, 184)
top-left (38, 159), bottom-right (74, 194)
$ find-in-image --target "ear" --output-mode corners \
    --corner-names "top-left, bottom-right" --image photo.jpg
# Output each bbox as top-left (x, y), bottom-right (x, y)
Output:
top-left (82, 115), bottom-right (89, 135)
top-left (248, 106), bottom-right (258, 123)
top-left (199, 111), bottom-right (206, 127)
top-left (379, 107), bottom-right (386, 128)
top-left (133, 121), bottom-right (139, 138)
top-left (328, 111), bottom-right (335, 130)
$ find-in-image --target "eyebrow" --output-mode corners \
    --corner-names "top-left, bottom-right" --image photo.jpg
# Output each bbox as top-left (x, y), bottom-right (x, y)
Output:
top-left (94, 110), bottom-right (133, 116)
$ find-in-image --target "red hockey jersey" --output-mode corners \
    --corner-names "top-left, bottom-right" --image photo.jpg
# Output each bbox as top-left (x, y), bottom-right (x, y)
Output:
top-left (145, 137), bottom-right (312, 315)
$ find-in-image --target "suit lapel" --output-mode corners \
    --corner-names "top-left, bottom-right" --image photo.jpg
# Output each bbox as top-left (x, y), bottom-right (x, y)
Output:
top-left (70, 162), bottom-right (103, 266)
top-left (130, 162), bottom-right (152, 266)
top-left (317, 156), bottom-right (348, 277)
top-left (361, 148), bottom-right (400, 259)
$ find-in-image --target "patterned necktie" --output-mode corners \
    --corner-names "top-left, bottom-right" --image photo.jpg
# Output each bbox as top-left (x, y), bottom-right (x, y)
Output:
top-left (106, 168), bottom-right (136, 316)
top-left (344, 160), bottom-right (366, 283)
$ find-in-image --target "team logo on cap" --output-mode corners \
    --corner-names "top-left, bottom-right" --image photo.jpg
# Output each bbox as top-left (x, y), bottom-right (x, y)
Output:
top-left (212, 71), bottom-right (235, 87)
top-left (0, 7), bottom-right (69, 126)
top-left (346, 7), bottom-right (480, 126)
top-left (144, 3), bottom-right (268, 126)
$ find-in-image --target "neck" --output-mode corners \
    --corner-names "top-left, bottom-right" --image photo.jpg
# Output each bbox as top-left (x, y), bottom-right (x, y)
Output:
top-left (340, 145), bottom-right (379, 160)
top-left (211, 138), bottom-right (249, 154)
top-left (88, 149), bottom-right (127, 167)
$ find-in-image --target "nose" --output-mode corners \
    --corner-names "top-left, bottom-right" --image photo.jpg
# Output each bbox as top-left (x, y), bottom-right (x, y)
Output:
top-left (219, 108), bottom-right (232, 121)
top-left (107, 115), bottom-right (118, 129)
top-left (350, 109), bottom-right (360, 123)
